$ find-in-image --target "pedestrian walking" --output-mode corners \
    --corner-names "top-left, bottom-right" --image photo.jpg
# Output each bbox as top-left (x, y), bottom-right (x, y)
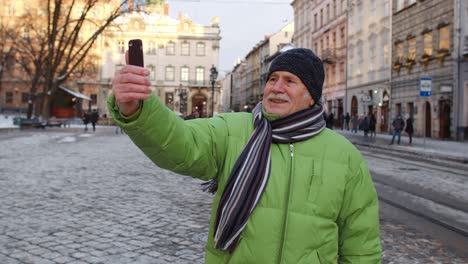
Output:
top-left (360, 115), bottom-right (370, 137)
top-left (344, 112), bottom-right (350, 130)
top-left (109, 48), bottom-right (381, 263)
top-left (368, 112), bottom-right (376, 138)
top-left (351, 114), bottom-right (358, 133)
top-left (405, 115), bottom-right (414, 145)
top-left (90, 109), bottom-right (99, 132)
top-left (326, 112), bottom-right (334, 129)
top-left (389, 114), bottom-right (405, 145)
top-left (82, 112), bottom-right (90, 132)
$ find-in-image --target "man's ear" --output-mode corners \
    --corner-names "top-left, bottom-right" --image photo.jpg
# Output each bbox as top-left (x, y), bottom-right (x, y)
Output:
top-left (310, 98), bottom-right (315, 106)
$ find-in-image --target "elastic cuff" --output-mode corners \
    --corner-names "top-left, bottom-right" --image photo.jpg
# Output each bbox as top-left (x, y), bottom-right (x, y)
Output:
top-left (119, 101), bottom-right (143, 123)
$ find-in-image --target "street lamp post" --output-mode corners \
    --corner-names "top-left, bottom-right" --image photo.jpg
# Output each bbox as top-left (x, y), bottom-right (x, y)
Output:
top-left (209, 65), bottom-right (218, 117)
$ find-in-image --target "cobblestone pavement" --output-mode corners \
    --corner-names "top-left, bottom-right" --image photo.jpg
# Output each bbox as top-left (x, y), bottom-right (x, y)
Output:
top-left (1, 127), bottom-right (467, 264)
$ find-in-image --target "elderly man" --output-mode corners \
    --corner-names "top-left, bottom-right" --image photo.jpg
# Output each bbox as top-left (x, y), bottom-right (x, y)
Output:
top-left (109, 48), bottom-right (381, 263)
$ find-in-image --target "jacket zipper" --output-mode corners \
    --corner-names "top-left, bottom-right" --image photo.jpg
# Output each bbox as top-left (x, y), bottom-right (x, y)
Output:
top-left (277, 143), bottom-right (294, 264)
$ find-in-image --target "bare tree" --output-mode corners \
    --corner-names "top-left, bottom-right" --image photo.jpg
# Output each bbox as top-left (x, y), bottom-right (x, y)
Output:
top-left (0, 17), bottom-right (20, 111)
top-left (13, 14), bottom-right (49, 118)
top-left (15, 0), bottom-right (129, 119)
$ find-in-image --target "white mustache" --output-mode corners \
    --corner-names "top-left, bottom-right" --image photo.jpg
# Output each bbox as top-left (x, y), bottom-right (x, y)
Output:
top-left (266, 94), bottom-right (291, 103)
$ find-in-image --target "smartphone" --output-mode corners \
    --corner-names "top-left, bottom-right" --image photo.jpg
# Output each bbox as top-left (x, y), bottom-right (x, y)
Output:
top-left (128, 39), bottom-right (144, 67)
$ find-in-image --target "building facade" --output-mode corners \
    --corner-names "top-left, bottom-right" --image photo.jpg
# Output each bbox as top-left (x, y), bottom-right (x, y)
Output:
top-left (308, 0), bottom-right (348, 127)
top-left (227, 22), bottom-right (294, 112)
top-left (347, 0), bottom-right (391, 132)
top-left (0, 0), bottom-right (221, 119)
top-left (391, 0), bottom-right (456, 139)
top-left (100, 3), bottom-right (221, 118)
top-left (292, 0), bottom-right (312, 49)
top-left (455, 0), bottom-right (468, 140)
top-left (0, 0), bottom-right (115, 116)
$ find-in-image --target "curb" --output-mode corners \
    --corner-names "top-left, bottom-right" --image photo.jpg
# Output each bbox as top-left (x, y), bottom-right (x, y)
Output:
top-left (350, 139), bottom-right (468, 164)
top-left (0, 127), bottom-right (19, 133)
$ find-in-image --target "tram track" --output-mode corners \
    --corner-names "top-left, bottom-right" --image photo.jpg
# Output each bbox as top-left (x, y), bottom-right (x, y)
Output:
top-left (354, 143), bottom-right (468, 254)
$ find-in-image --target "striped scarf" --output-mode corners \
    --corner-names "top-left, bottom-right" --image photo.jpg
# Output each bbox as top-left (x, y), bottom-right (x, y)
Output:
top-left (210, 102), bottom-right (326, 252)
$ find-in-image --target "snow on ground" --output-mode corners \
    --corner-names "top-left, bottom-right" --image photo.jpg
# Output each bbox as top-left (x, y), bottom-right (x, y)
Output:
top-left (0, 114), bottom-right (20, 128)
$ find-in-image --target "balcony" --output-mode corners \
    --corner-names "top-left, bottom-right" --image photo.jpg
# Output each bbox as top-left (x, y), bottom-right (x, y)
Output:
top-left (322, 48), bottom-right (336, 64)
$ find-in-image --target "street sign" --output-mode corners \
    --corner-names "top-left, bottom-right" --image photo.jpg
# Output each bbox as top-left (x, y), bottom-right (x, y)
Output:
top-left (420, 77), bottom-right (432, 97)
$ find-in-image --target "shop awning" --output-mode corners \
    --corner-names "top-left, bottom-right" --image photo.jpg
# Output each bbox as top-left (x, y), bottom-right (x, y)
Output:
top-left (58, 86), bottom-right (91, 100)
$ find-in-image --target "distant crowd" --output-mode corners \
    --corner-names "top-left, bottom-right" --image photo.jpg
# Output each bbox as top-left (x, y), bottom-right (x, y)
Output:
top-left (323, 111), bottom-right (414, 146)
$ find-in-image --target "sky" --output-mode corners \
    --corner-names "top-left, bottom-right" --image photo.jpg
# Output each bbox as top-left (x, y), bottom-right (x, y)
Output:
top-left (166, 0), bottom-right (294, 73)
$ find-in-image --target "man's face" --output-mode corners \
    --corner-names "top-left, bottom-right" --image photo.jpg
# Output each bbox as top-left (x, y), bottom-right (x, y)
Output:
top-left (262, 71), bottom-right (315, 117)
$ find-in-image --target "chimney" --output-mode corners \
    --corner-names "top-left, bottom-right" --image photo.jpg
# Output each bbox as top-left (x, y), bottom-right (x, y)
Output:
top-left (178, 11), bottom-right (182, 21)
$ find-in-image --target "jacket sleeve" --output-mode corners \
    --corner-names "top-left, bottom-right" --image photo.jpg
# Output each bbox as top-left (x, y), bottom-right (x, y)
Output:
top-left (107, 94), bottom-right (228, 181)
top-left (337, 160), bottom-right (382, 264)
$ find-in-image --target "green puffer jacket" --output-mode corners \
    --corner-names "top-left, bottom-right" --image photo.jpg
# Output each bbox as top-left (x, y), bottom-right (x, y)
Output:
top-left (108, 94), bottom-right (381, 264)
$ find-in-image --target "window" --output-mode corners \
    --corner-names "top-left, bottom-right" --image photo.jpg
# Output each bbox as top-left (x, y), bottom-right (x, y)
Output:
top-left (165, 92), bottom-right (174, 109)
top-left (196, 43), bottom-right (205, 56)
top-left (423, 32), bottom-right (433, 56)
top-left (320, 9), bottom-right (323, 27)
top-left (369, 37), bottom-right (376, 71)
top-left (314, 42), bottom-right (318, 53)
top-left (382, 33), bottom-right (390, 67)
top-left (439, 26), bottom-right (450, 50)
top-left (396, 0), bottom-right (405, 11)
top-left (357, 44), bottom-right (363, 67)
top-left (396, 42), bottom-right (404, 61)
top-left (333, 0), bottom-right (337, 18)
top-left (21, 93), bottom-right (29, 103)
top-left (166, 42), bottom-right (175, 55)
top-left (118, 40), bottom-right (125, 53)
top-left (408, 37), bottom-right (416, 60)
top-left (148, 41), bottom-right (156, 54)
top-left (196, 67), bottom-right (204, 83)
top-left (341, 0), bottom-right (346, 14)
top-left (340, 62), bottom-right (345, 82)
top-left (326, 4), bottom-right (330, 24)
top-left (357, 8), bottom-right (363, 32)
top-left (340, 27), bottom-right (346, 47)
top-left (90, 94), bottom-right (97, 105)
top-left (181, 66), bottom-right (189, 82)
top-left (348, 45), bottom-right (354, 77)
top-left (383, 0), bottom-right (389, 16)
top-left (181, 42), bottom-right (190, 56)
top-left (23, 27), bottom-right (29, 40)
top-left (331, 65), bottom-right (336, 85)
top-left (165, 66), bottom-right (175, 81)
top-left (6, 92), bottom-right (13, 104)
top-left (370, 0), bottom-right (376, 12)
top-left (320, 38), bottom-right (324, 54)
top-left (333, 31), bottom-right (337, 49)
top-left (314, 13), bottom-right (318, 30)
top-left (325, 66), bottom-right (329, 86)
top-left (147, 64), bottom-right (156, 80)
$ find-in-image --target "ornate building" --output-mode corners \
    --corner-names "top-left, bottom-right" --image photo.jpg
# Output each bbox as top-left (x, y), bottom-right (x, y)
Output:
top-left (98, 1), bottom-right (221, 118)
top-left (228, 22), bottom-right (294, 112)
top-left (0, 0), bottom-right (221, 119)
top-left (391, 0), bottom-right (456, 139)
top-left (346, 0), bottom-right (391, 132)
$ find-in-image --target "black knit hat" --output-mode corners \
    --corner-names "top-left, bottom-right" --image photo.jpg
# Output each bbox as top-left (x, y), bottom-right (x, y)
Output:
top-left (267, 48), bottom-right (324, 103)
